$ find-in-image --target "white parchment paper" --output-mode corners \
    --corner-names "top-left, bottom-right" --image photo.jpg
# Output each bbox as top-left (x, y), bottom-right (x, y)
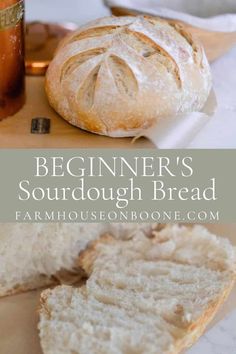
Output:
top-left (134, 90), bottom-right (217, 149)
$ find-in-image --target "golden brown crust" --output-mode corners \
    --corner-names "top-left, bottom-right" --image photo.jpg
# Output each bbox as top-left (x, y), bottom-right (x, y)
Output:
top-left (0, 266), bottom-right (86, 299)
top-left (77, 235), bottom-right (236, 354)
top-left (171, 276), bottom-right (236, 354)
top-left (39, 288), bottom-right (55, 320)
top-left (39, 227), bottom-right (236, 354)
top-left (78, 234), bottom-right (115, 275)
top-left (45, 16), bottom-right (212, 138)
top-left (39, 275), bottom-right (236, 354)
top-left (0, 277), bottom-right (56, 298)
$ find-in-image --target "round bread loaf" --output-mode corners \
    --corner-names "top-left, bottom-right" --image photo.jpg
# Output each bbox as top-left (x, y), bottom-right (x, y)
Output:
top-left (46, 16), bottom-right (212, 137)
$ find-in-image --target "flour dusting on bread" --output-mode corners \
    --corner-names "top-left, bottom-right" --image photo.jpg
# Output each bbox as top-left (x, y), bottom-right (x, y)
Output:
top-left (46, 16), bottom-right (212, 137)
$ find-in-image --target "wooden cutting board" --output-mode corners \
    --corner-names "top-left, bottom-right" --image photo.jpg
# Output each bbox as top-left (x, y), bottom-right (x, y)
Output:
top-left (111, 7), bottom-right (236, 62)
top-left (0, 76), bottom-right (153, 149)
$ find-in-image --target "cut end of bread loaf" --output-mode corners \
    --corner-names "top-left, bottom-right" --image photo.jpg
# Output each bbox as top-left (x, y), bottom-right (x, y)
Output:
top-left (39, 225), bottom-right (236, 354)
top-left (0, 223), bottom-right (155, 297)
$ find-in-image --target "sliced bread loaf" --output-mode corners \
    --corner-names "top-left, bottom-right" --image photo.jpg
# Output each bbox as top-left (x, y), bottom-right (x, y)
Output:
top-left (0, 222), bottom-right (155, 297)
top-left (39, 225), bottom-right (236, 354)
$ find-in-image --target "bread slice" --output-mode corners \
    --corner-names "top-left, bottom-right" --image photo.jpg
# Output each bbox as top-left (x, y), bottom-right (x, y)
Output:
top-left (39, 225), bottom-right (236, 354)
top-left (0, 222), bottom-right (156, 297)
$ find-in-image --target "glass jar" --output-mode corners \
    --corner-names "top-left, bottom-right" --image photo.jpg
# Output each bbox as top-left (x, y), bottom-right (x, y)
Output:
top-left (0, 0), bottom-right (25, 120)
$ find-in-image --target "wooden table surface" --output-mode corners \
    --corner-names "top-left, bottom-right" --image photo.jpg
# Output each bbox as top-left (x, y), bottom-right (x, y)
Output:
top-left (0, 76), bottom-right (153, 149)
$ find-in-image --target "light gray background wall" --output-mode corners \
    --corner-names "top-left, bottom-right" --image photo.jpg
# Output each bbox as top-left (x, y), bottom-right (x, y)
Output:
top-left (25, 0), bottom-right (110, 25)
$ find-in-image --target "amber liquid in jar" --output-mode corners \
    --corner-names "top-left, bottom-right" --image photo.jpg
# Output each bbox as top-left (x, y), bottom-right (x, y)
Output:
top-left (0, 0), bottom-right (25, 120)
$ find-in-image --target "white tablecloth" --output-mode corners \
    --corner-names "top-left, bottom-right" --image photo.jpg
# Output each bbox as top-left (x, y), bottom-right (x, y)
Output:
top-left (25, 0), bottom-right (236, 148)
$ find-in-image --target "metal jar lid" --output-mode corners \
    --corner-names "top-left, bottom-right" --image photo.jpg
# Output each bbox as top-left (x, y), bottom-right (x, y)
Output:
top-left (25, 21), bottom-right (78, 76)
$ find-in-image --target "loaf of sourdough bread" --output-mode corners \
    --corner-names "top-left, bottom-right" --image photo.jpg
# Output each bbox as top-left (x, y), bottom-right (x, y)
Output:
top-left (0, 222), bottom-right (155, 297)
top-left (39, 225), bottom-right (236, 354)
top-left (46, 16), bottom-right (212, 137)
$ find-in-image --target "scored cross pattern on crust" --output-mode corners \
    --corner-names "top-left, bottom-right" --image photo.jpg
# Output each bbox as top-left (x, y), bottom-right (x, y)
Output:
top-left (46, 16), bottom-right (211, 137)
